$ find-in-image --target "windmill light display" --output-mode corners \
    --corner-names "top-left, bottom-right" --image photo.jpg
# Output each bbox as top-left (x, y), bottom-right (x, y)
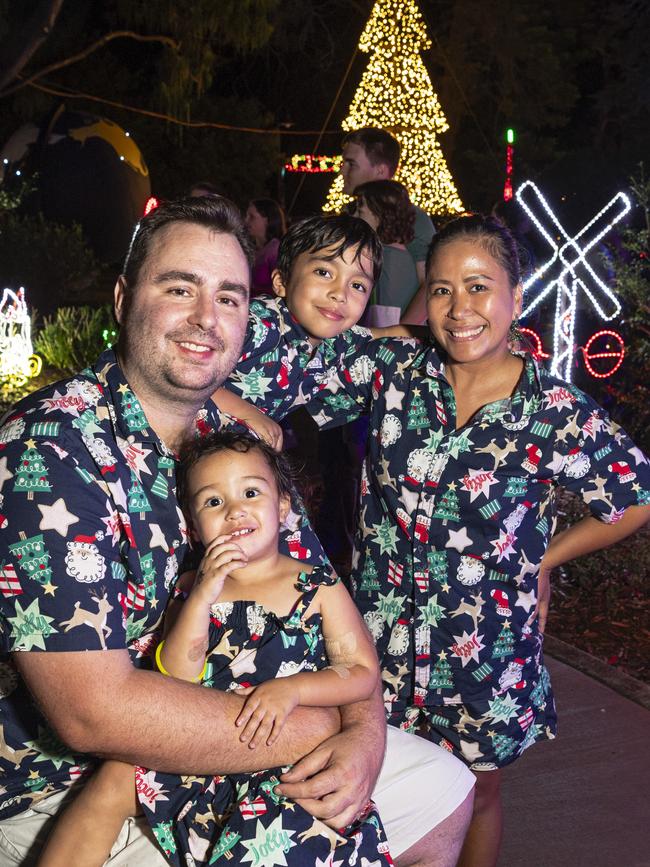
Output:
top-left (0, 287), bottom-right (42, 387)
top-left (515, 180), bottom-right (631, 382)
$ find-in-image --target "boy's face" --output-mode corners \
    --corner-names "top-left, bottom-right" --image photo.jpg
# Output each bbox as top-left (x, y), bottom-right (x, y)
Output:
top-left (272, 243), bottom-right (374, 342)
top-left (187, 448), bottom-right (290, 564)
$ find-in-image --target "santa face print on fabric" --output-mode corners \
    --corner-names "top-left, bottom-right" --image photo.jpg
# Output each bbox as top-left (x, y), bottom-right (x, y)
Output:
top-left (187, 447), bottom-right (291, 566)
top-left (114, 222), bottom-right (250, 406)
top-left (426, 239), bottom-right (522, 369)
top-left (272, 243), bottom-right (374, 342)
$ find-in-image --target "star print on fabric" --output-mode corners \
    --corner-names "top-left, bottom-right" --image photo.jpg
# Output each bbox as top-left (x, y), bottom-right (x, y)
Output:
top-left (149, 523), bottom-right (169, 550)
top-left (24, 725), bottom-right (75, 769)
top-left (491, 530), bottom-right (517, 563)
top-left (400, 485), bottom-right (420, 516)
top-left (384, 381), bottom-right (405, 411)
top-left (629, 445), bottom-right (649, 466)
top-left (240, 816), bottom-right (297, 866)
top-left (42, 581), bottom-right (58, 596)
top-left (461, 467), bottom-right (498, 502)
top-left (234, 368), bottom-right (275, 403)
top-left (543, 385), bottom-right (577, 413)
top-left (370, 517), bottom-right (399, 556)
top-left (373, 587), bottom-right (407, 627)
top-left (487, 692), bottom-right (520, 724)
top-left (459, 739), bottom-right (484, 763)
top-left (445, 526), bottom-right (472, 553)
top-left (40, 390), bottom-right (82, 417)
top-left (0, 455), bottom-right (13, 489)
top-left (37, 498), bottom-right (79, 537)
top-left (7, 599), bottom-right (57, 651)
top-left (515, 588), bottom-right (537, 614)
top-left (450, 629), bottom-right (485, 667)
top-left (418, 595), bottom-right (445, 628)
top-left (544, 451), bottom-right (566, 474)
top-left (446, 429), bottom-right (475, 459)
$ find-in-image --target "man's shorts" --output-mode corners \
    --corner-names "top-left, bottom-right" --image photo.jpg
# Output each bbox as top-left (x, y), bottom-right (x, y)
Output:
top-left (0, 727), bottom-right (474, 864)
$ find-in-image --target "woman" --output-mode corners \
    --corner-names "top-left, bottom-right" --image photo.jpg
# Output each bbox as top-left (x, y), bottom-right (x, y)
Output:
top-left (245, 198), bottom-right (286, 296)
top-left (355, 179), bottom-right (419, 326)
top-left (306, 214), bottom-right (650, 867)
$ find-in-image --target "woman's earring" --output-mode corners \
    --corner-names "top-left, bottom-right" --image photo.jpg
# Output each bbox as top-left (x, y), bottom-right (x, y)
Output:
top-left (508, 318), bottom-right (522, 343)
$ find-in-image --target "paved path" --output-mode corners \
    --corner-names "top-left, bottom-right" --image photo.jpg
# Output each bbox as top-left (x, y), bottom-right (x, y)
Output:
top-left (499, 655), bottom-right (650, 866)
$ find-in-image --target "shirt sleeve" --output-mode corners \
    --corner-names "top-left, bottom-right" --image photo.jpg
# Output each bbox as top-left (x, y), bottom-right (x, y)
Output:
top-left (554, 401), bottom-right (650, 523)
top-left (0, 430), bottom-right (129, 652)
top-left (305, 338), bottom-right (387, 428)
top-left (406, 206), bottom-right (436, 264)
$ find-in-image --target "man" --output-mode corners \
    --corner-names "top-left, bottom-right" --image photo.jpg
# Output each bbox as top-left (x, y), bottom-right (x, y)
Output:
top-left (341, 126), bottom-right (435, 294)
top-left (0, 197), bottom-right (473, 865)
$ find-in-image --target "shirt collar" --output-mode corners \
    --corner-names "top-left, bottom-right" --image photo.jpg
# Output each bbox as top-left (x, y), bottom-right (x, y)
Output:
top-left (92, 348), bottom-right (219, 455)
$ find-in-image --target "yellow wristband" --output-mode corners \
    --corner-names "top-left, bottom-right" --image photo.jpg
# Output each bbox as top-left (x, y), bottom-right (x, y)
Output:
top-left (155, 640), bottom-right (207, 683)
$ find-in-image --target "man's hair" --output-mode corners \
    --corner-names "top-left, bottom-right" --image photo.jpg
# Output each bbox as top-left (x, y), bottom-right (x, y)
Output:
top-left (177, 430), bottom-right (294, 515)
top-left (275, 214), bottom-right (383, 286)
top-left (249, 198), bottom-right (287, 243)
top-left (342, 128), bottom-right (401, 177)
top-left (189, 180), bottom-right (220, 196)
top-left (122, 196), bottom-right (254, 289)
top-left (354, 180), bottom-right (415, 246)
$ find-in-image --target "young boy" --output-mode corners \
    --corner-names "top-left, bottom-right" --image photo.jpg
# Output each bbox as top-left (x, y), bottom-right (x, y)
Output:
top-left (213, 213), bottom-right (420, 441)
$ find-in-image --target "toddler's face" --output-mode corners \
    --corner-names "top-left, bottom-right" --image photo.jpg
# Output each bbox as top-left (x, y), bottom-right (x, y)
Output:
top-left (187, 448), bottom-right (290, 562)
top-left (272, 242), bottom-right (374, 343)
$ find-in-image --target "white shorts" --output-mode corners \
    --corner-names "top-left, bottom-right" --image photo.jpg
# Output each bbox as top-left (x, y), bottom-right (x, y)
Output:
top-left (373, 725), bottom-right (475, 857)
top-left (0, 728), bottom-right (474, 865)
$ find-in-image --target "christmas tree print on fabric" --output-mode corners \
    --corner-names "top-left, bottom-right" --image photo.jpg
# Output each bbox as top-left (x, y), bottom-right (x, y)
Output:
top-left (13, 440), bottom-right (51, 500)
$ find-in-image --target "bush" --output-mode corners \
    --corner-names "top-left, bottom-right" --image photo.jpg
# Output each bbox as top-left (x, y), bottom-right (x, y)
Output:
top-left (0, 211), bottom-right (107, 314)
top-left (34, 304), bottom-right (117, 374)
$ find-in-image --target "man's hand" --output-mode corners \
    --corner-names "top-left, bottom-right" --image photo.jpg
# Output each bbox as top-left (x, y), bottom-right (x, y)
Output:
top-left (234, 681), bottom-right (299, 748)
top-left (275, 707), bottom-right (385, 830)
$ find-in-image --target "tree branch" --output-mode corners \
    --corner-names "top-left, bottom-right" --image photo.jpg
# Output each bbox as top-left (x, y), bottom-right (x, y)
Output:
top-left (0, 31), bottom-right (180, 99)
top-left (24, 79), bottom-right (341, 136)
top-left (0, 0), bottom-right (65, 93)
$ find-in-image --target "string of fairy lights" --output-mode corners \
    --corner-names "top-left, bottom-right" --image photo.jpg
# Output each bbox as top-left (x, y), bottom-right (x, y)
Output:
top-left (321, 0), bottom-right (464, 215)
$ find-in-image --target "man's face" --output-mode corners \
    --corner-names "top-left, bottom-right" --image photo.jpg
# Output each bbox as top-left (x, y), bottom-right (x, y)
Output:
top-left (115, 222), bottom-right (249, 406)
top-left (272, 242), bottom-right (374, 343)
top-left (341, 142), bottom-right (391, 195)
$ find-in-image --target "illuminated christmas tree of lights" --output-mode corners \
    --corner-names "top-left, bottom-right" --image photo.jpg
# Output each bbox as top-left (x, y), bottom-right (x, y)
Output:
top-left (323, 0), bottom-right (464, 215)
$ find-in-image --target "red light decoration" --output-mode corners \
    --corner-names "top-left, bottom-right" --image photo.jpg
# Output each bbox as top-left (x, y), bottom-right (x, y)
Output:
top-left (581, 330), bottom-right (625, 379)
top-left (518, 326), bottom-right (550, 360)
top-left (503, 143), bottom-right (514, 201)
top-left (144, 196), bottom-right (159, 215)
top-left (284, 154), bottom-right (340, 173)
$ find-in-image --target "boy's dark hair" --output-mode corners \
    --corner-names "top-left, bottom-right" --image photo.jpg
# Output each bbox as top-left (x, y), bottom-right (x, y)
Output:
top-left (275, 214), bottom-right (383, 286)
top-left (250, 198), bottom-right (287, 243)
top-left (122, 196), bottom-right (254, 290)
top-left (177, 430), bottom-right (294, 515)
top-left (355, 180), bottom-right (415, 246)
top-left (342, 128), bottom-right (401, 177)
top-left (425, 213), bottom-right (525, 290)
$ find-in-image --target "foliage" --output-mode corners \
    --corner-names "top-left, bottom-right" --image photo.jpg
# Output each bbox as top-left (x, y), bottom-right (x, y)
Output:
top-left (589, 165), bottom-right (650, 451)
top-left (33, 304), bottom-right (116, 373)
top-left (548, 489), bottom-right (650, 683)
top-left (0, 211), bottom-right (107, 314)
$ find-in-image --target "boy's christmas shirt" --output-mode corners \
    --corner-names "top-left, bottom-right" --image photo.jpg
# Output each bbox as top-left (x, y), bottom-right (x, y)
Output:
top-left (138, 567), bottom-right (390, 866)
top-left (223, 295), bottom-right (375, 420)
top-left (307, 339), bottom-right (650, 722)
top-left (0, 349), bottom-right (324, 820)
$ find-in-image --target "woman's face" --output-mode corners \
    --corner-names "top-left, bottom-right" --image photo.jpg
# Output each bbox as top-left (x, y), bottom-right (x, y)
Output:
top-left (245, 203), bottom-right (268, 247)
top-left (426, 238), bottom-right (522, 367)
top-left (355, 196), bottom-right (379, 232)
